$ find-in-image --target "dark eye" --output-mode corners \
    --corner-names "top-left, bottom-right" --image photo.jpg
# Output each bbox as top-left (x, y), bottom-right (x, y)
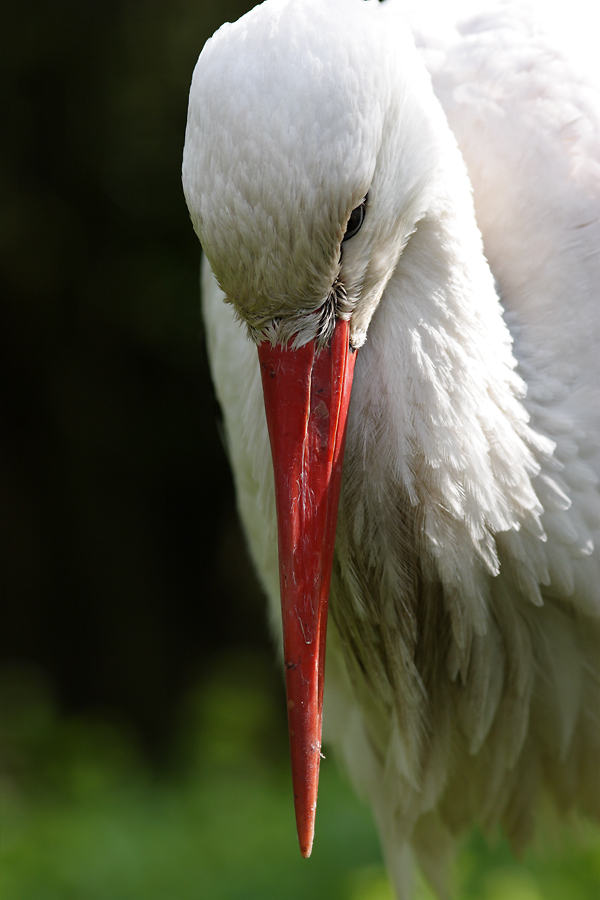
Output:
top-left (342, 198), bottom-right (366, 242)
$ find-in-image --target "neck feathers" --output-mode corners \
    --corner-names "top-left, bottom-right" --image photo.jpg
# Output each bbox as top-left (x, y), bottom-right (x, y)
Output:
top-left (336, 187), bottom-right (554, 663)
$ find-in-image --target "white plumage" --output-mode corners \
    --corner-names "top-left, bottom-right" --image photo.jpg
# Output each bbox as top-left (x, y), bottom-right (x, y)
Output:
top-left (182, 1), bottom-right (600, 896)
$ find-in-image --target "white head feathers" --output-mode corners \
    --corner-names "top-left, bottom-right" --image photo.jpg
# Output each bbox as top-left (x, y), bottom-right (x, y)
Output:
top-left (182, 0), bottom-right (451, 347)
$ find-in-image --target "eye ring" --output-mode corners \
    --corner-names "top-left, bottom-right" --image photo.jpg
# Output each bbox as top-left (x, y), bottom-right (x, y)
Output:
top-left (342, 196), bottom-right (367, 243)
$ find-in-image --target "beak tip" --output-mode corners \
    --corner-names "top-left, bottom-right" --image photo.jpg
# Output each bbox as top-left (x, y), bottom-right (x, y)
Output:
top-left (299, 824), bottom-right (315, 858)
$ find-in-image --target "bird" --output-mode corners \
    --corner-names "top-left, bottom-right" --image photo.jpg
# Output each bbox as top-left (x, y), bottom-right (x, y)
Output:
top-left (182, 0), bottom-right (600, 896)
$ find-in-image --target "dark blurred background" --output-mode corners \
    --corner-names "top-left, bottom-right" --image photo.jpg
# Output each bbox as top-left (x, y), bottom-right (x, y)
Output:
top-left (1, 0), bottom-right (268, 757)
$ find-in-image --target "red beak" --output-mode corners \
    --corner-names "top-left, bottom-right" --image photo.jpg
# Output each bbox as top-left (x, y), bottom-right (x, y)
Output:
top-left (257, 318), bottom-right (357, 858)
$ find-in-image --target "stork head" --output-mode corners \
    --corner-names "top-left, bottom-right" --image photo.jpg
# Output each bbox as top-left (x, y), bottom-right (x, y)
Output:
top-left (182, 0), bottom-right (445, 348)
top-left (182, 0), bottom-right (446, 857)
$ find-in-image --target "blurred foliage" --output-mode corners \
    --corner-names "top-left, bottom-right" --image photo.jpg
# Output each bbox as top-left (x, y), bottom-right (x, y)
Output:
top-left (1, 662), bottom-right (599, 899)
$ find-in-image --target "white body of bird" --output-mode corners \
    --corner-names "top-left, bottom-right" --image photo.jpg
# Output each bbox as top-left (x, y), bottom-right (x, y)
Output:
top-left (182, 1), bottom-right (600, 896)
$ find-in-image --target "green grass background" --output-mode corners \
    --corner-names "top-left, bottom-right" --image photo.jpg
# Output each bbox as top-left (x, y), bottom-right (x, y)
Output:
top-left (2, 658), bottom-right (599, 900)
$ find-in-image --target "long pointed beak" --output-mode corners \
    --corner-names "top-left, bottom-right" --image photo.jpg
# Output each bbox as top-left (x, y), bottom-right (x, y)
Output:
top-left (257, 318), bottom-right (356, 858)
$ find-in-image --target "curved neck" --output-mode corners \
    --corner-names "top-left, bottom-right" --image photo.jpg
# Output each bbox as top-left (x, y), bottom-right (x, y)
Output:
top-left (338, 196), bottom-right (546, 643)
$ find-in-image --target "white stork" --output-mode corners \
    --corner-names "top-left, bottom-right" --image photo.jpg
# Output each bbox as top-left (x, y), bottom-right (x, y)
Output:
top-left (182, 0), bottom-right (600, 895)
